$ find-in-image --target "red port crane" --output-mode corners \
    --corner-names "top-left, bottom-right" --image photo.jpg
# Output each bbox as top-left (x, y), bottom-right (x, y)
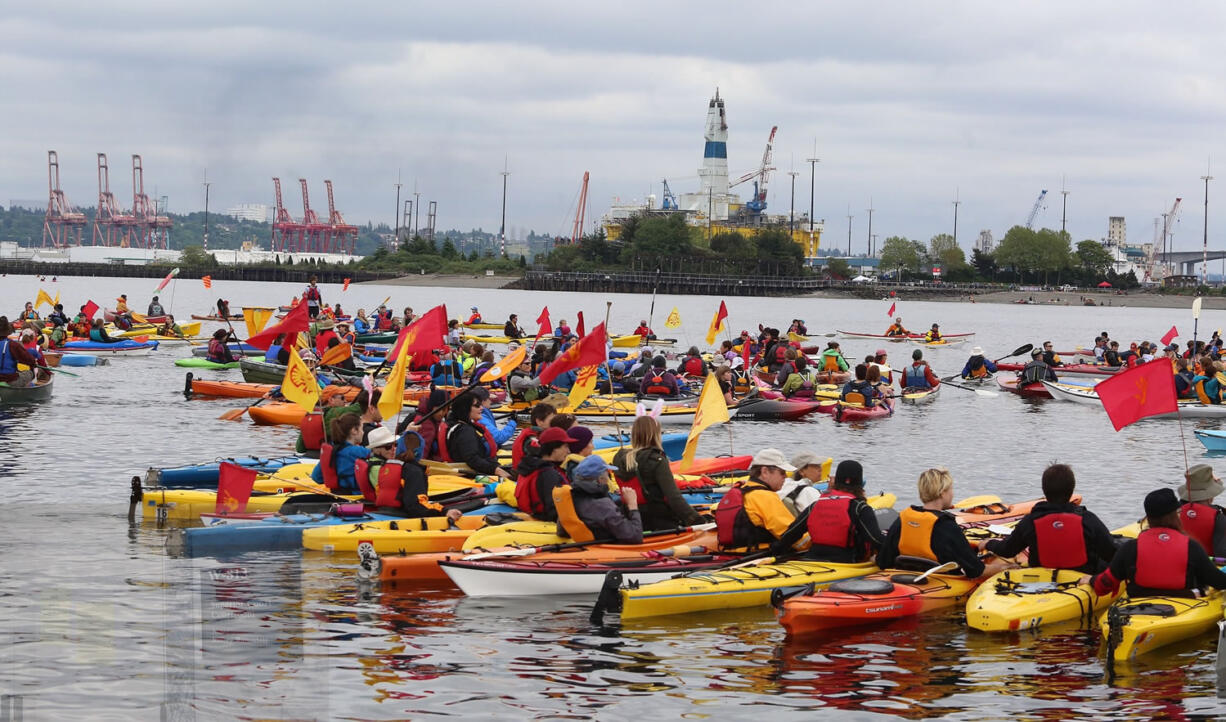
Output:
top-left (271, 177), bottom-right (304, 252)
top-left (299, 178), bottom-right (330, 253)
top-left (325, 180), bottom-right (358, 255)
top-left (131, 155), bottom-right (171, 248)
top-left (92, 153), bottom-right (137, 247)
top-left (570, 171), bottom-right (589, 244)
top-left (42, 150), bottom-right (87, 248)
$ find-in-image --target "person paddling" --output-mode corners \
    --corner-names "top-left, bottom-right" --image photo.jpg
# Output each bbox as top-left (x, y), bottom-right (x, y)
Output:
top-left (900, 349), bottom-right (941, 390)
top-left (885, 317), bottom-right (910, 337)
top-left (556, 455), bottom-right (643, 544)
top-left (978, 463), bottom-right (1116, 575)
top-left (207, 328), bottom-right (238, 364)
top-left (960, 346), bottom-right (998, 379)
top-left (0, 316), bottom-right (49, 386)
top-left (924, 323), bottom-right (942, 343)
top-left (1017, 347), bottom-right (1058, 385)
top-left (1084, 488), bottom-right (1226, 598)
top-left (1177, 464), bottom-right (1226, 557)
top-left (773, 459), bottom-right (885, 563)
top-left (513, 426), bottom-right (574, 522)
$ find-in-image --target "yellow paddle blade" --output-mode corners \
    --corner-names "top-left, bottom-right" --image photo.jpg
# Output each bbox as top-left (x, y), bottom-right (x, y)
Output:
top-left (131, 312), bottom-right (148, 324)
top-left (481, 344), bottom-right (527, 382)
top-left (319, 342), bottom-right (353, 366)
top-left (218, 407), bottom-right (248, 421)
top-left (953, 494), bottom-right (1001, 508)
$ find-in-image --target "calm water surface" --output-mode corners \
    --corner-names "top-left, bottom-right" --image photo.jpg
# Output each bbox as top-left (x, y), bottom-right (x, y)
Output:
top-left (2, 274), bottom-right (1225, 719)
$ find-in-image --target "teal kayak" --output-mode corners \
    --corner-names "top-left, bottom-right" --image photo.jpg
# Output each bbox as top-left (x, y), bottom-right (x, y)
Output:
top-left (174, 358), bottom-right (240, 369)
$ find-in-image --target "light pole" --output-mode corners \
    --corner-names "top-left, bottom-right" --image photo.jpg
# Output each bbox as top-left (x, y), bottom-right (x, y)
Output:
top-left (952, 193), bottom-right (960, 249)
top-left (202, 178), bottom-right (212, 250)
top-left (806, 141), bottom-right (819, 237)
top-left (1203, 168), bottom-right (1214, 286)
top-left (846, 207), bottom-right (853, 256)
top-left (788, 170), bottom-right (798, 234)
top-left (393, 170), bottom-right (402, 250)
top-left (499, 158), bottom-right (510, 258)
top-left (1060, 175), bottom-right (1069, 236)
top-left (413, 183), bottom-right (421, 241)
top-left (866, 199), bottom-right (874, 256)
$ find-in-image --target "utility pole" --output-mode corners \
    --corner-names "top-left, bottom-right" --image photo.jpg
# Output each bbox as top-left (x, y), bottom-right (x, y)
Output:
top-left (871, 234), bottom-right (878, 259)
top-left (952, 190), bottom-right (960, 248)
top-left (788, 170), bottom-right (798, 234)
top-left (499, 158), bottom-right (510, 257)
top-left (846, 207), bottom-right (853, 256)
top-left (413, 181), bottom-right (421, 241)
top-left (1203, 163), bottom-right (1214, 286)
top-left (806, 140), bottom-right (819, 237)
top-left (202, 176), bottom-right (212, 252)
top-left (866, 198), bottom-right (874, 257)
top-left (1060, 175), bottom-right (1069, 236)
top-left (707, 187), bottom-right (713, 241)
top-left (393, 169), bottom-right (402, 250)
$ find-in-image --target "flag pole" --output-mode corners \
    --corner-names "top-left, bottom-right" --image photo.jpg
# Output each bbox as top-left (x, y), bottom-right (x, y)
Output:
top-left (647, 267), bottom-right (660, 333)
top-left (602, 301), bottom-right (624, 447)
top-left (1193, 296), bottom-right (1203, 358)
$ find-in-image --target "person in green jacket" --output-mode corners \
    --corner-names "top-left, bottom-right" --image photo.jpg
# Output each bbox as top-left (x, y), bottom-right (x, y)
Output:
top-left (819, 342), bottom-right (850, 373)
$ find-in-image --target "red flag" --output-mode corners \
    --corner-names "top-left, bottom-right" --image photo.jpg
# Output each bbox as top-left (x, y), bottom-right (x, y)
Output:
top-left (887, 302), bottom-right (896, 317)
top-left (535, 306), bottom-right (552, 338)
top-left (343, 278), bottom-right (351, 291)
top-left (1096, 360), bottom-right (1179, 431)
top-left (247, 300), bottom-right (310, 350)
top-left (1161, 325), bottom-right (1178, 346)
top-left (389, 305), bottom-right (448, 359)
top-left (215, 462), bottom-right (258, 514)
top-left (82, 300), bottom-right (99, 319)
top-left (576, 311), bottom-right (585, 338)
top-left (537, 323), bottom-right (608, 385)
top-left (202, 275), bottom-right (212, 289)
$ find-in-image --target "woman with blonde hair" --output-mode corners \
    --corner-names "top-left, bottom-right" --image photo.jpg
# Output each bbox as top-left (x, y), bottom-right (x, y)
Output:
top-left (876, 468), bottom-right (1011, 578)
top-left (612, 415), bottom-right (703, 531)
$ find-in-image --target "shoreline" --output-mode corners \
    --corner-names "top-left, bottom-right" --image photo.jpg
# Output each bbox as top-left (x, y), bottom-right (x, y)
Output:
top-left (362, 273), bottom-right (520, 289)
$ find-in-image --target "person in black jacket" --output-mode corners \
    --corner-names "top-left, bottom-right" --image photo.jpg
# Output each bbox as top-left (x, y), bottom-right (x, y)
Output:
top-left (444, 394), bottom-right (510, 479)
top-left (980, 463), bottom-right (1116, 574)
top-left (514, 426), bottom-right (573, 521)
top-left (504, 314), bottom-right (525, 339)
top-left (773, 460), bottom-right (885, 563)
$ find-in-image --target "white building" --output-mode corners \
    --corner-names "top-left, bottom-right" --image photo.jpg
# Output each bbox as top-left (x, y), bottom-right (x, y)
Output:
top-left (975, 229), bottom-right (994, 254)
top-left (677, 90), bottom-right (740, 221)
top-left (223, 204), bottom-right (272, 223)
top-left (1108, 216), bottom-right (1126, 245)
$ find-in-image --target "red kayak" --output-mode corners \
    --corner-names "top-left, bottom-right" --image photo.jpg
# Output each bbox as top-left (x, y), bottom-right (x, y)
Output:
top-left (996, 376), bottom-right (1052, 398)
top-left (997, 362), bottom-right (1118, 376)
top-left (733, 397), bottom-right (827, 420)
top-left (776, 571), bottom-right (982, 637)
top-left (818, 399), bottom-right (894, 422)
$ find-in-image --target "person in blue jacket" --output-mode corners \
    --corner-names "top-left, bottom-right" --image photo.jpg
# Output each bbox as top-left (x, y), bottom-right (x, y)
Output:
top-left (960, 346), bottom-right (998, 380)
top-left (472, 386), bottom-right (517, 447)
top-left (309, 413), bottom-right (370, 494)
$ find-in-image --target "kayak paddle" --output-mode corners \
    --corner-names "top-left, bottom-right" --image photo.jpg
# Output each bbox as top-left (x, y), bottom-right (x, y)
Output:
top-left (940, 380), bottom-right (998, 398)
top-left (44, 366), bottom-right (80, 378)
top-left (219, 396), bottom-right (267, 421)
top-left (911, 560), bottom-right (960, 583)
top-left (995, 343), bottom-right (1033, 362)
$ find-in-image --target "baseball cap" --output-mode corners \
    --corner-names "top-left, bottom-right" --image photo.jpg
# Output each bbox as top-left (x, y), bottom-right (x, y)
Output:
top-left (751, 448), bottom-right (797, 471)
top-left (538, 427), bottom-right (576, 445)
top-left (572, 455), bottom-right (617, 481)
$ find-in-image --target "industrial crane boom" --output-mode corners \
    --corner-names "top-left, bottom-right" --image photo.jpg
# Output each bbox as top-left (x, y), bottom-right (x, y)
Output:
top-left (1025, 189), bottom-right (1048, 230)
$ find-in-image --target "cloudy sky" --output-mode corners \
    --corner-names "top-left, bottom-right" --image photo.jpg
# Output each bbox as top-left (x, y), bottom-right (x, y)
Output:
top-left (2, 1), bottom-right (1223, 252)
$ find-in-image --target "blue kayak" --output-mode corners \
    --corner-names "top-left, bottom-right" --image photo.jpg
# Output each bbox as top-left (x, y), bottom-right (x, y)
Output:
top-left (57, 354), bottom-right (103, 367)
top-left (172, 510), bottom-right (408, 557)
top-left (594, 431), bottom-right (686, 461)
top-left (62, 339), bottom-right (158, 352)
top-left (146, 455), bottom-right (310, 487)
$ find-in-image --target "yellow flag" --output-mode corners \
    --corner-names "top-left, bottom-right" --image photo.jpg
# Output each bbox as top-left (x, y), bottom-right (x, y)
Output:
top-left (568, 364), bottom-right (600, 409)
top-left (53, 290), bottom-right (60, 307)
top-left (35, 289), bottom-right (54, 309)
top-left (378, 327), bottom-right (417, 420)
top-left (243, 307), bottom-right (274, 338)
top-left (282, 349), bottom-right (320, 413)
top-left (680, 372), bottom-right (731, 471)
top-left (665, 307), bottom-right (682, 329)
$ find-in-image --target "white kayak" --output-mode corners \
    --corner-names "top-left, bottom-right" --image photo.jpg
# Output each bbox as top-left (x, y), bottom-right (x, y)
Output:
top-left (1043, 380), bottom-right (1226, 418)
top-left (439, 557), bottom-right (731, 597)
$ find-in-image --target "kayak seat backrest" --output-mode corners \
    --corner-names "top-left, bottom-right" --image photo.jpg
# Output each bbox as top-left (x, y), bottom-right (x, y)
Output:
top-left (1120, 602), bottom-right (1178, 617)
top-left (319, 443), bottom-right (339, 490)
top-left (829, 579), bottom-right (895, 595)
top-left (844, 392), bottom-right (866, 405)
top-left (552, 486), bottom-right (596, 543)
top-left (892, 555), bottom-right (939, 572)
top-left (301, 413), bottom-right (325, 451)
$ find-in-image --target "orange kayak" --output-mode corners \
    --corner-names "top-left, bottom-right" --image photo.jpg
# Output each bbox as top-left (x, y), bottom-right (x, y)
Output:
top-left (377, 529), bottom-right (718, 584)
top-left (245, 387), bottom-right (439, 426)
top-left (952, 495), bottom-right (1079, 525)
top-left (190, 379), bottom-right (276, 398)
top-left (777, 571), bottom-right (982, 637)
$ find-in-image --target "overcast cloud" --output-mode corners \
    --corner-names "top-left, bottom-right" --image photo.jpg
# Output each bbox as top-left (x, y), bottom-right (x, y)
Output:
top-left (1, 1), bottom-right (1223, 251)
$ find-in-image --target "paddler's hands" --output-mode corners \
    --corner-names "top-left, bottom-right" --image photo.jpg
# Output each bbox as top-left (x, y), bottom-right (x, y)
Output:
top-left (493, 467), bottom-right (511, 480)
top-left (1076, 574), bottom-right (1092, 586)
top-left (622, 487), bottom-right (638, 511)
top-left (445, 508), bottom-right (463, 523)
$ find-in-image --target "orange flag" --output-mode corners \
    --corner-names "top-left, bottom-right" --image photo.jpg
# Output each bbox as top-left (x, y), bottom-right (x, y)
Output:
top-left (216, 462), bottom-right (257, 514)
top-left (202, 275), bottom-right (213, 289)
top-left (343, 278), bottom-right (351, 291)
top-left (1096, 360), bottom-right (1178, 431)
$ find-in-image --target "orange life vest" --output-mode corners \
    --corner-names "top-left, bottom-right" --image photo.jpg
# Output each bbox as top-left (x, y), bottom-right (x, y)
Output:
top-left (897, 506), bottom-right (940, 562)
top-left (553, 485), bottom-right (595, 542)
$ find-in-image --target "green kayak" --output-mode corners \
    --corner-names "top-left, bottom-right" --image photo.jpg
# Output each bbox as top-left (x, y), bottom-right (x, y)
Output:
top-left (174, 358), bottom-right (240, 370)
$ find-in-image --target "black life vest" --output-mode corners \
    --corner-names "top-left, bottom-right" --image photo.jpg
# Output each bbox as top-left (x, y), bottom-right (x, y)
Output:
top-left (1033, 511), bottom-right (1087, 569)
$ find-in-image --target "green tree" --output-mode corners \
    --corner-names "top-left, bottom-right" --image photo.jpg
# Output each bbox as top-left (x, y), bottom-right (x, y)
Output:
top-left (825, 257), bottom-right (852, 279)
top-left (710, 231), bottom-right (756, 259)
top-left (1076, 239), bottom-right (1114, 281)
top-left (178, 245), bottom-right (216, 268)
top-left (440, 237), bottom-right (459, 259)
top-left (929, 233), bottom-right (966, 273)
top-left (994, 226), bottom-right (1041, 280)
top-left (880, 236), bottom-right (920, 278)
top-left (1036, 229), bottom-right (1073, 284)
top-left (622, 214), bottom-right (693, 260)
top-left (970, 248), bottom-right (997, 280)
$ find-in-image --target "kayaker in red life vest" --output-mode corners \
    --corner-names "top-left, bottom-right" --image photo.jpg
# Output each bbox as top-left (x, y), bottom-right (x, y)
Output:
top-left (633, 320), bottom-right (655, 340)
top-left (313, 319), bottom-right (340, 357)
top-left (772, 460), bottom-right (885, 563)
top-left (207, 328), bottom-right (238, 364)
top-left (714, 449), bottom-right (797, 550)
top-left (511, 403), bottom-right (557, 470)
top-left (466, 307), bottom-right (482, 325)
top-left (1177, 464), bottom-right (1226, 557)
top-left (677, 346), bottom-right (707, 378)
top-left (900, 349), bottom-right (941, 390)
top-left (978, 463), bottom-right (1117, 575)
top-left (641, 356), bottom-right (680, 397)
top-left (513, 426), bottom-right (574, 521)
top-left (0, 316), bottom-right (48, 386)
top-left (878, 468), bottom-right (1014, 578)
top-left (1084, 488), bottom-right (1226, 598)
top-left (367, 427), bottom-right (463, 522)
top-left (303, 276), bottom-right (323, 319)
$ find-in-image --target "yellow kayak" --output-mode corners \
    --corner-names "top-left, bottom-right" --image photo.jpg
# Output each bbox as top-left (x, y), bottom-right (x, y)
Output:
top-left (302, 516), bottom-right (538, 554)
top-left (610, 334), bottom-right (646, 348)
top-left (966, 567), bottom-right (1120, 632)
top-left (114, 321), bottom-right (202, 338)
top-left (1100, 592), bottom-right (1224, 661)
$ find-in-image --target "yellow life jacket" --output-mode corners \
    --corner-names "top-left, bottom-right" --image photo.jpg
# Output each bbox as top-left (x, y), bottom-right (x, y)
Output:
top-left (897, 506), bottom-right (939, 562)
top-left (552, 485), bottom-right (596, 542)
